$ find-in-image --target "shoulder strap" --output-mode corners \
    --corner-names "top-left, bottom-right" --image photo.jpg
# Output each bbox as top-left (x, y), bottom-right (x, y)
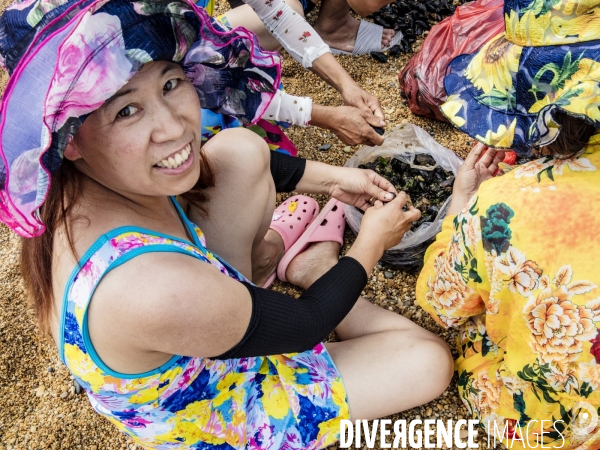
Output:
top-left (169, 196), bottom-right (247, 281)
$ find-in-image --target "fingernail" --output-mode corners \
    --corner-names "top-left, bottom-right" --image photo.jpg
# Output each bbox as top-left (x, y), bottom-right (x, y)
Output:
top-left (384, 192), bottom-right (395, 201)
top-left (380, 120), bottom-right (386, 126)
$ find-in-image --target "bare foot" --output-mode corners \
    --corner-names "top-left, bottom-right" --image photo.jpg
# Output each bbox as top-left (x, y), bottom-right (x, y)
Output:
top-left (252, 229), bottom-right (285, 287)
top-left (285, 241), bottom-right (341, 290)
top-left (314, 14), bottom-right (395, 53)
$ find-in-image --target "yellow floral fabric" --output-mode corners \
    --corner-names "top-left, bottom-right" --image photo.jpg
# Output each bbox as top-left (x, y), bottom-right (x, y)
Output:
top-left (464, 34), bottom-right (522, 97)
top-left (417, 135), bottom-right (600, 449)
top-left (506, 0), bottom-right (600, 47)
top-left (441, 0), bottom-right (600, 154)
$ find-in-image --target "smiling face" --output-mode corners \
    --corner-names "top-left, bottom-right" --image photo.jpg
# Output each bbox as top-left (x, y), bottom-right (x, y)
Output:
top-left (64, 61), bottom-right (202, 200)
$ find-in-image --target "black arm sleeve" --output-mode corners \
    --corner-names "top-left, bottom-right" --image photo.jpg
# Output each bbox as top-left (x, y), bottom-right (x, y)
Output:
top-left (270, 151), bottom-right (306, 192)
top-left (214, 256), bottom-right (368, 359)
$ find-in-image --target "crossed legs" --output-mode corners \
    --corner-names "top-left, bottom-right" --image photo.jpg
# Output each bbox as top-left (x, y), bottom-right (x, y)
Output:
top-left (192, 128), bottom-right (454, 421)
top-left (285, 242), bottom-right (454, 420)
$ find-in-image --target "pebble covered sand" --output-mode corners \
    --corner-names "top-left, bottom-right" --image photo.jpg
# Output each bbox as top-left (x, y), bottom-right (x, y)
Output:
top-left (0, 0), bottom-right (502, 448)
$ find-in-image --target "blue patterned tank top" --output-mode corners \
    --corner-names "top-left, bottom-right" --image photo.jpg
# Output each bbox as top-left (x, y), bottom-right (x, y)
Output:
top-left (59, 198), bottom-right (349, 449)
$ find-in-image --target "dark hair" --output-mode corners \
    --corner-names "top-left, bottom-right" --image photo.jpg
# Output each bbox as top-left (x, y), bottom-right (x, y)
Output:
top-left (20, 151), bottom-right (214, 337)
top-left (542, 110), bottom-right (598, 157)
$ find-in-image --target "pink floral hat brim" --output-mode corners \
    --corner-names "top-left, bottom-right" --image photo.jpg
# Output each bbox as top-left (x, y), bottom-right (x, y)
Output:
top-left (0, 0), bottom-right (282, 237)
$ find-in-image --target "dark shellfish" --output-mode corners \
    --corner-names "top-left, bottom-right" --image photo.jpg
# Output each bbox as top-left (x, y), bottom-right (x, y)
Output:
top-left (358, 155), bottom-right (454, 233)
top-left (370, 51), bottom-right (388, 63)
top-left (368, 0), bottom-right (469, 56)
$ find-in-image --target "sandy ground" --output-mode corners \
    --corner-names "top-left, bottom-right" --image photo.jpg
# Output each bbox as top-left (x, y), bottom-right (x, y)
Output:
top-left (0, 1), bottom-right (502, 449)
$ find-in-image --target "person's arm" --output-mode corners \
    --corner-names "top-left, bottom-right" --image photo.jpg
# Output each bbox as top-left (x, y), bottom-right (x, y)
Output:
top-left (415, 145), bottom-right (505, 327)
top-left (262, 90), bottom-right (313, 127)
top-left (93, 194), bottom-right (418, 359)
top-left (240, 0), bottom-right (386, 122)
top-left (262, 91), bottom-right (384, 146)
top-left (270, 151), bottom-right (398, 208)
top-left (269, 150), bottom-right (306, 192)
top-left (217, 256), bottom-right (368, 358)
top-left (93, 250), bottom-right (363, 359)
top-left (242, 0), bottom-right (329, 69)
top-left (293, 159), bottom-right (398, 209)
top-left (309, 53), bottom-right (386, 122)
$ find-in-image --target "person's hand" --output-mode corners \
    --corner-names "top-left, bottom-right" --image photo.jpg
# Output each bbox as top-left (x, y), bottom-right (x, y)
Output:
top-left (448, 143), bottom-right (505, 215)
top-left (320, 105), bottom-right (386, 146)
top-left (310, 103), bottom-right (385, 146)
top-left (329, 106), bottom-right (385, 146)
top-left (326, 166), bottom-right (397, 209)
top-left (339, 82), bottom-right (386, 122)
top-left (308, 53), bottom-right (384, 122)
top-left (359, 192), bottom-right (421, 250)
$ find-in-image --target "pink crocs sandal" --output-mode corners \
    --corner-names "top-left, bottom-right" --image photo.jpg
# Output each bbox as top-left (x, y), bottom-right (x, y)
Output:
top-left (276, 199), bottom-right (346, 283)
top-left (263, 195), bottom-right (320, 288)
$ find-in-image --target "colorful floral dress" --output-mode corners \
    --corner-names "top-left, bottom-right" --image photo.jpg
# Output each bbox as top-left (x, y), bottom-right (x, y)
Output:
top-left (417, 134), bottom-right (600, 449)
top-left (59, 198), bottom-right (349, 449)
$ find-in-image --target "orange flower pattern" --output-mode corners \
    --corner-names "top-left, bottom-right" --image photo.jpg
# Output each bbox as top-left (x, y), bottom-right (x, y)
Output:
top-left (417, 137), bottom-right (600, 449)
top-left (523, 269), bottom-right (598, 365)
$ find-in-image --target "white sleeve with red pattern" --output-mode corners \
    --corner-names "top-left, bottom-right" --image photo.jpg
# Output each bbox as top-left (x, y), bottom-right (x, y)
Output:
top-left (243, 0), bottom-right (330, 68)
top-left (262, 90), bottom-right (312, 126)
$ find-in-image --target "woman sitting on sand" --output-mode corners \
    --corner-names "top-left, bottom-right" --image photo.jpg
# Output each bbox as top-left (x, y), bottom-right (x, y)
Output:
top-left (417, 0), bottom-right (600, 447)
top-left (0, 1), bottom-right (452, 448)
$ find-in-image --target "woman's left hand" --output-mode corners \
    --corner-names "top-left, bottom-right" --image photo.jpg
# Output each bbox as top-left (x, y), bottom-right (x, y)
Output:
top-left (308, 54), bottom-right (385, 122)
top-left (328, 167), bottom-right (397, 210)
top-left (447, 143), bottom-right (505, 215)
top-left (340, 83), bottom-right (386, 122)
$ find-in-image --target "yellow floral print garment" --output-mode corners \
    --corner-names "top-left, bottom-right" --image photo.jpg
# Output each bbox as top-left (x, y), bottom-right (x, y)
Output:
top-left (441, 0), bottom-right (600, 155)
top-left (417, 135), bottom-right (600, 449)
top-left (505, 0), bottom-right (600, 46)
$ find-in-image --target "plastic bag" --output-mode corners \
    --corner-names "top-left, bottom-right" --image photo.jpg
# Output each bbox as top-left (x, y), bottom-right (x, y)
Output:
top-left (399, 0), bottom-right (505, 122)
top-left (343, 124), bottom-right (463, 272)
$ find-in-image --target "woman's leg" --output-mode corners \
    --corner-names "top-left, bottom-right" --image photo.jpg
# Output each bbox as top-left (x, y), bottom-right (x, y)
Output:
top-left (285, 242), bottom-right (454, 421)
top-left (314, 0), bottom-right (395, 52)
top-left (196, 128), bottom-right (453, 420)
top-left (223, 0), bottom-right (305, 52)
top-left (189, 128), bottom-right (283, 285)
top-left (325, 298), bottom-right (454, 420)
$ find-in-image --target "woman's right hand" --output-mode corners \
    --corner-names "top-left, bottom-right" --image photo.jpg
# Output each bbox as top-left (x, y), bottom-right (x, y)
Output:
top-left (359, 192), bottom-right (421, 250)
top-left (346, 192), bottom-right (420, 273)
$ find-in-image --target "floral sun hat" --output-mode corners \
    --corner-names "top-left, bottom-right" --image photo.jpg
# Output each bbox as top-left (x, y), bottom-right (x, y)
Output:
top-left (0, 0), bottom-right (282, 237)
top-left (441, 0), bottom-right (600, 155)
